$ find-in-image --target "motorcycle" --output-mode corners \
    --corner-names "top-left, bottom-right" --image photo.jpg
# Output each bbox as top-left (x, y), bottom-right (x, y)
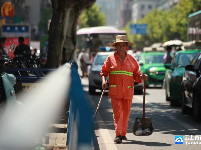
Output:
top-left (1, 44), bottom-right (38, 76)
top-left (0, 43), bottom-right (24, 122)
top-left (28, 55), bottom-right (42, 68)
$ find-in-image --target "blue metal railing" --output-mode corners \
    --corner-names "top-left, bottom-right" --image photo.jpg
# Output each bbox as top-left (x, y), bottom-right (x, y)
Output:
top-left (67, 61), bottom-right (93, 150)
top-left (2, 63), bottom-right (94, 150)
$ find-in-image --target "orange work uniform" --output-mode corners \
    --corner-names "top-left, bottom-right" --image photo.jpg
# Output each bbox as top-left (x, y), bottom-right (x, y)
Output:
top-left (100, 52), bottom-right (142, 137)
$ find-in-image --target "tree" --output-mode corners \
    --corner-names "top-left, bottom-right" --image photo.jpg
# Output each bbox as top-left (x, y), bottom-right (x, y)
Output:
top-left (46, 0), bottom-right (96, 68)
top-left (170, 0), bottom-right (193, 41)
top-left (79, 4), bottom-right (106, 28)
top-left (39, 6), bottom-right (53, 34)
top-left (125, 9), bottom-right (170, 48)
top-left (190, 0), bottom-right (201, 14)
top-left (124, 0), bottom-right (195, 48)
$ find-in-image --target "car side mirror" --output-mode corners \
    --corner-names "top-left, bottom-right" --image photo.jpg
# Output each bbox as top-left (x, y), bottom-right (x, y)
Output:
top-left (10, 43), bottom-right (15, 51)
top-left (139, 61), bottom-right (143, 66)
top-left (185, 65), bottom-right (195, 71)
top-left (164, 63), bottom-right (171, 69)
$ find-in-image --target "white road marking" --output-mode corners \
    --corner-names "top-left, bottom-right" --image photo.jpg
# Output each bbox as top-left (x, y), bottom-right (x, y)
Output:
top-left (96, 112), bottom-right (118, 150)
top-left (134, 95), bottom-right (150, 103)
top-left (169, 117), bottom-right (201, 134)
top-left (81, 78), bottom-right (117, 150)
top-left (134, 96), bottom-right (201, 134)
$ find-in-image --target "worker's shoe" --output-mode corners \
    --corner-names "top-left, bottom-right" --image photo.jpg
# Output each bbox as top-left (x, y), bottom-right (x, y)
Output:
top-left (122, 136), bottom-right (127, 140)
top-left (114, 135), bottom-right (122, 143)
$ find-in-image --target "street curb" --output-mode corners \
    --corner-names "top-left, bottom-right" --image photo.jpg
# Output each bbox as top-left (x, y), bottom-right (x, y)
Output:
top-left (84, 91), bottom-right (105, 150)
top-left (81, 78), bottom-right (118, 150)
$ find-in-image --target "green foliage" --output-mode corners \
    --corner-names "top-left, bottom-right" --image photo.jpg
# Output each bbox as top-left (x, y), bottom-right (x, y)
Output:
top-left (170, 0), bottom-right (193, 40)
top-left (190, 0), bottom-right (201, 14)
top-left (125, 0), bottom-right (200, 48)
top-left (39, 6), bottom-right (53, 34)
top-left (79, 4), bottom-right (106, 28)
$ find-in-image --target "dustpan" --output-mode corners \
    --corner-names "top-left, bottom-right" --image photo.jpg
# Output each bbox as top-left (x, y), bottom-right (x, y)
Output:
top-left (133, 80), bottom-right (154, 136)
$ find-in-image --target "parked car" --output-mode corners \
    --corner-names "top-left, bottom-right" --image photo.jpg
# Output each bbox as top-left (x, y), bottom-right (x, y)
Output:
top-left (164, 50), bottom-right (199, 106)
top-left (139, 51), bottom-right (166, 87)
top-left (127, 50), bottom-right (141, 61)
top-left (88, 51), bottom-right (143, 94)
top-left (181, 51), bottom-right (201, 121)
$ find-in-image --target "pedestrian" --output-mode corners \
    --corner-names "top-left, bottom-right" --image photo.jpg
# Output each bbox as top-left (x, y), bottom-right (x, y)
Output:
top-left (79, 49), bottom-right (89, 78)
top-left (76, 49), bottom-right (80, 59)
top-left (1, 37), bottom-right (8, 55)
top-left (176, 46), bottom-right (182, 52)
top-left (32, 48), bottom-right (38, 59)
top-left (42, 41), bottom-right (48, 59)
top-left (162, 46), bottom-right (173, 88)
top-left (163, 46), bottom-right (172, 64)
top-left (0, 37), bottom-right (8, 57)
top-left (131, 49), bottom-right (137, 58)
top-left (14, 36), bottom-right (31, 60)
top-left (100, 35), bottom-right (148, 143)
top-left (90, 52), bottom-right (95, 64)
top-left (88, 52), bottom-right (96, 73)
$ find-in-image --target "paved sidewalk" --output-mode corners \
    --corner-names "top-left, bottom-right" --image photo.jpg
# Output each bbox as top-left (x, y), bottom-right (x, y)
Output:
top-left (37, 77), bottom-right (99, 150)
top-left (39, 112), bottom-right (69, 150)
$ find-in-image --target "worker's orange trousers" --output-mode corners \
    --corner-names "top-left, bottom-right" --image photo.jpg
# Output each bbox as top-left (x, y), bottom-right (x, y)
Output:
top-left (111, 98), bottom-right (132, 137)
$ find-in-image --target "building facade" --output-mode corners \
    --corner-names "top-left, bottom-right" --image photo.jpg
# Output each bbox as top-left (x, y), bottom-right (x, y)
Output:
top-left (132, 0), bottom-right (159, 23)
top-left (120, 0), bottom-right (134, 28)
top-left (0, 0), bottom-right (51, 40)
top-left (132, 0), bottom-right (181, 22)
top-left (25, 0), bottom-right (51, 40)
top-left (169, 0), bottom-right (180, 8)
top-left (0, 0), bottom-right (28, 23)
top-left (156, 0), bottom-right (180, 10)
top-left (156, 0), bottom-right (170, 10)
top-left (96, 0), bottom-right (136, 28)
top-left (96, 0), bottom-right (121, 28)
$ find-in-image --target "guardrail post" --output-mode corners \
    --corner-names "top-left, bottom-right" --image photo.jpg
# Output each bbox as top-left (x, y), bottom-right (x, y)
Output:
top-left (67, 61), bottom-right (93, 150)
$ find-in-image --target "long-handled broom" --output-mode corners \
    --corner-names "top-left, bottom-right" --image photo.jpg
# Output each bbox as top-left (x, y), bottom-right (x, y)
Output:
top-left (93, 89), bottom-right (105, 118)
top-left (133, 80), bottom-right (154, 136)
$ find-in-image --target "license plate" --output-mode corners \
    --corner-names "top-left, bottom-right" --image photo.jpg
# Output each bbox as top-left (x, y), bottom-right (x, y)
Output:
top-left (22, 83), bottom-right (42, 91)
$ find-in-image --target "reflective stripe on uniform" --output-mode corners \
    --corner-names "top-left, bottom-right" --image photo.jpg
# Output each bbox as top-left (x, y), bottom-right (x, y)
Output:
top-left (110, 71), bottom-right (133, 76)
top-left (128, 86), bottom-right (134, 89)
top-left (110, 85), bottom-right (116, 87)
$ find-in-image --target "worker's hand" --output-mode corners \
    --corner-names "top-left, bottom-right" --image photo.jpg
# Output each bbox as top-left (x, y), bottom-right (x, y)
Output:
top-left (139, 74), bottom-right (148, 81)
top-left (102, 80), bottom-right (108, 90)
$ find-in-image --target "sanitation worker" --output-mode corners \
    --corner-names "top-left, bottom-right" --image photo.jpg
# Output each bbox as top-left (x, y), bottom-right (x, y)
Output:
top-left (100, 35), bottom-right (148, 144)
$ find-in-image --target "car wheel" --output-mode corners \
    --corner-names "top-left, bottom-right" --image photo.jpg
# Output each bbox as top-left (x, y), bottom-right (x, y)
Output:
top-left (89, 86), bottom-right (96, 95)
top-left (170, 98), bottom-right (176, 106)
top-left (135, 89), bottom-right (143, 95)
top-left (193, 91), bottom-right (201, 122)
top-left (181, 92), bottom-right (190, 114)
top-left (170, 88), bottom-right (176, 106)
top-left (169, 85), bottom-right (181, 106)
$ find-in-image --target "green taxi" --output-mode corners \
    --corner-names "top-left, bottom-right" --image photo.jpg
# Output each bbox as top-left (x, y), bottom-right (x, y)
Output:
top-left (139, 51), bottom-right (166, 87)
top-left (164, 50), bottom-right (200, 106)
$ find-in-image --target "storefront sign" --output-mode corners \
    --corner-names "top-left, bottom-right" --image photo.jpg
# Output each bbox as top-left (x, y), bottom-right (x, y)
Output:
top-left (1, 24), bottom-right (30, 58)
top-left (1, 2), bottom-right (14, 17)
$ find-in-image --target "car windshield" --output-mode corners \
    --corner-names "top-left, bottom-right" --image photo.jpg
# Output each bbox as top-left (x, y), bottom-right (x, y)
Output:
top-left (135, 55), bottom-right (142, 62)
top-left (177, 53), bottom-right (197, 67)
top-left (95, 55), bottom-right (109, 65)
top-left (145, 55), bottom-right (164, 64)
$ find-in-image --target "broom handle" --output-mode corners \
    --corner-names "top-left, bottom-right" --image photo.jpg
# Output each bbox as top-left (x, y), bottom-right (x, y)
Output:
top-left (143, 80), bottom-right (146, 118)
top-left (94, 89), bottom-right (105, 118)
